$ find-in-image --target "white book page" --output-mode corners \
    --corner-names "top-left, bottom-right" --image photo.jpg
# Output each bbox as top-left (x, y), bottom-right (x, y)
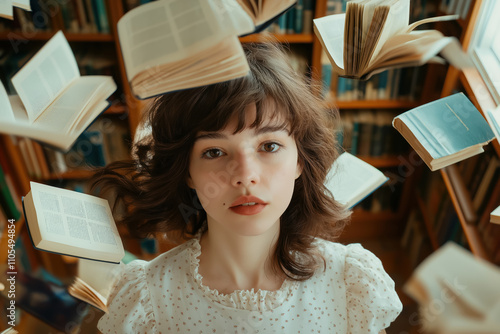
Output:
top-left (0, 80), bottom-right (14, 122)
top-left (213, 0), bottom-right (254, 36)
top-left (30, 182), bottom-right (124, 260)
top-left (12, 0), bottom-right (30, 10)
top-left (325, 152), bottom-right (387, 208)
top-left (78, 259), bottom-right (122, 298)
top-left (0, 0), bottom-right (13, 19)
top-left (36, 76), bottom-right (112, 134)
top-left (118, 0), bottom-right (229, 81)
top-left (12, 31), bottom-right (79, 123)
top-left (369, 0), bottom-right (410, 64)
top-left (313, 14), bottom-right (346, 73)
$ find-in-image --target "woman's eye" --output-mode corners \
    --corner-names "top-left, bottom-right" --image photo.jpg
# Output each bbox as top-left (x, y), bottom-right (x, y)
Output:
top-left (202, 148), bottom-right (224, 159)
top-left (261, 142), bottom-right (281, 153)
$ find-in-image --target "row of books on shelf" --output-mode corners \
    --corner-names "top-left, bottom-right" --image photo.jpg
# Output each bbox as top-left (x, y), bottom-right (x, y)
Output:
top-left (439, 0), bottom-right (472, 19)
top-left (11, 117), bottom-right (131, 180)
top-left (264, 0), bottom-right (315, 35)
top-left (0, 0), bottom-right (110, 34)
top-left (338, 110), bottom-right (410, 158)
top-left (321, 59), bottom-right (425, 102)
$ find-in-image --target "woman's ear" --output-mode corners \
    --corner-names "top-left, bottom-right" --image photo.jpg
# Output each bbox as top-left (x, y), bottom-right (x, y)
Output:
top-left (295, 161), bottom-right (303, 180)
top-left (187, 174), bottom-right (195, 189)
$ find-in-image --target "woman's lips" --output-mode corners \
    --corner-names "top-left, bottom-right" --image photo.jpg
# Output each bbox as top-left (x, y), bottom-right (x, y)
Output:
top-left (229, 195), bottom-right (267, 215)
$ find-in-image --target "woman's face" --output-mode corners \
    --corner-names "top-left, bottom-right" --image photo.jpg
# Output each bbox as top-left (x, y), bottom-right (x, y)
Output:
top-left (187, 103), bottom-right (301, 238)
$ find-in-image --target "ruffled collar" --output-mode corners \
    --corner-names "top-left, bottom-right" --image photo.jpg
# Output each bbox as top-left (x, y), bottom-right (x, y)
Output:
top-left (188, 235), bottom-right (298, 312)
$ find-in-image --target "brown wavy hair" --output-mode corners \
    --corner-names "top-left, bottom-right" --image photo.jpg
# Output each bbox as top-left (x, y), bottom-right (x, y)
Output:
top-left (92, 42), bottom-right (350, 280)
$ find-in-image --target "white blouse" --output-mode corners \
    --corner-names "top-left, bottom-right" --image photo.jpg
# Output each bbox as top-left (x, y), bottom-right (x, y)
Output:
top-left (98, 237), bottom-right (402, 333)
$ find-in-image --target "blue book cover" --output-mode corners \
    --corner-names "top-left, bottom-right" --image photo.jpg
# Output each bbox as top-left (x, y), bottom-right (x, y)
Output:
top-left (393, 93), bottom-right (495, 171)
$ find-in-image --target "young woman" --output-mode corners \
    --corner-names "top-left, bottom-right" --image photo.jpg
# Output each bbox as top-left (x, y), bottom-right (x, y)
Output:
top-left (95, 42), bottom-right (402, 333)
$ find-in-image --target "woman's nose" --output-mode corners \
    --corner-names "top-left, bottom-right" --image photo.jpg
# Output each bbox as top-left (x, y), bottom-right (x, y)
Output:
top-left (230, 153), bottom-right (260, 187)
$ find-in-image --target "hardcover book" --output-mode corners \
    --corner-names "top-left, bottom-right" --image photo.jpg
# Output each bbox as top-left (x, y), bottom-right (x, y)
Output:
top-left (0, 31), bottom-right (117, 151)
top-left (313, 0), bottom-right (470, 79)
top-left (393, 93), bottom-right (495, 171)
top-left (491, 205), bottom-right (500, 225)
top-left (22, 182), bottom-right (124, 264)
top-left (326, 152), bottom-right (388, 209)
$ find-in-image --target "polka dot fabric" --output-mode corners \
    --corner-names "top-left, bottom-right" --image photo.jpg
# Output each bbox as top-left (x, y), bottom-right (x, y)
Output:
top-left (98, 238), bottom-right (402, 333)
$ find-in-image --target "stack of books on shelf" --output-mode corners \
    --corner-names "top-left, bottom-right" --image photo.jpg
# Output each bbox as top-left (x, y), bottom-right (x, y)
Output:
top-left (338, 110), bottom-right (410, 158)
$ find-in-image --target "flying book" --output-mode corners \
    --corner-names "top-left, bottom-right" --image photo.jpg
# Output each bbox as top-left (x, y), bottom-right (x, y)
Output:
top-left (313, 0), bottom-right (470, 79)
top-left (404, 242), bottom-right (500, 334)
top-left (117, 0), bottom-right (293, 99)
top-left (68, 258), bottom-right (122, 313)
top-left (0, 31), bottom-right (117, 151)
top-left (393, 93), bottom-right (495, 171)
top-left (326, 152), bottom-right (388, 209)
top-left (22, 182), bottom-right (125, 264)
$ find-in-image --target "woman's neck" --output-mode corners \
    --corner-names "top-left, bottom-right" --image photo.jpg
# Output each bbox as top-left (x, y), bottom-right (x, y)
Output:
top-left (198, 223), bottom-right (284, 294)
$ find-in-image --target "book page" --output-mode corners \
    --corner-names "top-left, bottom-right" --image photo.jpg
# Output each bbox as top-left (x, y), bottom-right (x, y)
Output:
top-left (368, 0), bottom-right (410, 65)
top-left (313, 14), bottom-right (346, 73)
top-left (213, 0), bottom-right (254, 36)
top-left (77, 259), bottom-right (122, 298)
top-left (325, 152), bottom-right (388, 208)
top-left (0, 0), bottom-right (13, 19)
top-left (12, 0), bottom-right (30, 10)
top-left (36, 76), bottom-right (114, 134)
top-left (29, 182), bottom-right (124, 261)
top-left (11, 31), bottom-right (79, 123)
top-left (0, 80), bottom-right (14, 122)
top-left (118, 0), bottom-right (231, 81)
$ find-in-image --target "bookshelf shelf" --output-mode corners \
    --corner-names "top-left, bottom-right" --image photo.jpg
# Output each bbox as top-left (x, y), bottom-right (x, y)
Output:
top-left (0, 31), bottom-right (114, 42)
top-left (105, 103), bottom-right (127, 114)
top-left (47, 170), bottom-right (94, 181)
top-left (334, 100), bottom-right (419, 110)
top-left (357, 155), bottom-right (405, 168)
top-left (239, 33), bottom-right (314, 44)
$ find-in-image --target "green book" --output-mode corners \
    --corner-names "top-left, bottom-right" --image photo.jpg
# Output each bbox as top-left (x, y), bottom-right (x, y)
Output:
top-left (0, 164), bottom-right (20, 220)
top-left (393, 93), bottom-right (495, 171)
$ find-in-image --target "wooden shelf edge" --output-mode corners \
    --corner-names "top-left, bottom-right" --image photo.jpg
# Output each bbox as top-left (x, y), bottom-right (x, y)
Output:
top-left (333, 99), bottom-right (420, 110)
top-left (440, 166), bottom-right (491, 261)
top-left (0, 31), bottom-right (113, 42)
top-left (357, 155), bottom-right (407, 168)
top-left (239, 33), bottom-right (313, 44)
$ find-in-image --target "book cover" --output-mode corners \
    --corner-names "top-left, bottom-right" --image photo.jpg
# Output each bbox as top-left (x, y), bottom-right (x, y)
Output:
top-left (393, 93), bottom-right (495, 171)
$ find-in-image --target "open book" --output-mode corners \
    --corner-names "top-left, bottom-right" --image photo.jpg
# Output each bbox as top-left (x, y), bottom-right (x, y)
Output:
top-left (393, 93), bottom-right (495, 171)
top-left (0, 31), bottom-right (116, 151)
top-left (313, 0), bottom-right (470, 79)
top-left (68, 258), bottom-right (122, 313)
top-left (117, 0), bottom-right (293, 99)
top-left (22, 182), bottom-right (124, 264)
top-left (404, 242), bottom-right (500, 333)
top-left (0, 0), bottom-right (30, 20)
top-left (325, 152), bottom-right (388, 209)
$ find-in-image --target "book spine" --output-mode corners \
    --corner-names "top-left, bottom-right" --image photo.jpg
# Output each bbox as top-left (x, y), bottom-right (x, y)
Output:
top-left (0, 164), bottom-right (20, 220)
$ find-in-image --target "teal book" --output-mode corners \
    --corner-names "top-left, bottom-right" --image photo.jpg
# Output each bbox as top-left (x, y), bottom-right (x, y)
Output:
top-left (393, 93), bottom-right (495, 171)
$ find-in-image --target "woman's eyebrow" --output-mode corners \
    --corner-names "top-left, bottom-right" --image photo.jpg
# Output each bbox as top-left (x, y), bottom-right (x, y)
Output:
top-left (194, 125), bottom-right (289, 142)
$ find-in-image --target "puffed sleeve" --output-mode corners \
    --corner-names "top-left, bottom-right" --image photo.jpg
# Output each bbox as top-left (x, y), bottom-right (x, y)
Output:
top-left (344, 244), bottom-right (403, 333)
top-left (97, 260), bottom-right (156, 334)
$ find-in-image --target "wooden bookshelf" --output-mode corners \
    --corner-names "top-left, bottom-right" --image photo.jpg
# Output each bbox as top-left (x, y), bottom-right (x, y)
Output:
top-left (335, 100), bottom-right (420, 110)
top-left (239, 33), bottom-right (314, 44)
top-left (0, 31), bottom-right (113, 41)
